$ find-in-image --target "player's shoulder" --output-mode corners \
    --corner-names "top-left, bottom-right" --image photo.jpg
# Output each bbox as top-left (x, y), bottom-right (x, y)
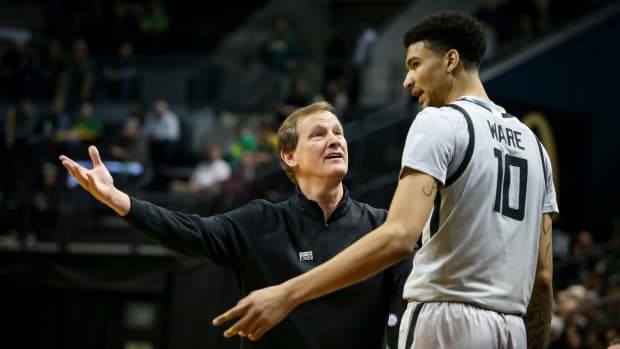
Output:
top-left (413, 105), bottom-right (467, 131)
top-left (416, 105), bottom-right (462, 118)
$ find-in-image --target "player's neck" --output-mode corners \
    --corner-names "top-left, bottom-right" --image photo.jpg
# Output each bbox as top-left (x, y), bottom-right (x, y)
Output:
top-left (298, 179), bottom-right (344, 222)
top-left (447, 70), bottom-right (488, 104)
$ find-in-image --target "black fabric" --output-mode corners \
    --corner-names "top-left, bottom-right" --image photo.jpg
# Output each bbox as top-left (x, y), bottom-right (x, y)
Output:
top-left (429, 191), bottom-right (442, 239)
top-left (445, 104), bottom-right (475, 186)
top-left (457, 96), bottom-right (492, 113)
top-left (535, 137), bottom-right (549, 196)
top-left (124, 186), bottom-right (412, 349)
top-left (404, 303), bottom-right (424, 349)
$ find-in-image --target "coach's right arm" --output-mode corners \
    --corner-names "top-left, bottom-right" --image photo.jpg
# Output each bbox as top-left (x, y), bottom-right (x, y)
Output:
top-left (523, 213), bottom-right (554, 349)
top-left (59, 145), bottom-right (247, 264)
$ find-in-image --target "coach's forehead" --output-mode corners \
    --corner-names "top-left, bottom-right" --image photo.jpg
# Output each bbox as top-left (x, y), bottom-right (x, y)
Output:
top-left (297, 111), bottom-right (341, 131)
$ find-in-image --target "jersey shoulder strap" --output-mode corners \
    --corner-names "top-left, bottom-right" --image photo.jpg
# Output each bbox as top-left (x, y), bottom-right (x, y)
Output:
top-left (445, 103), bottom-right (475, 186)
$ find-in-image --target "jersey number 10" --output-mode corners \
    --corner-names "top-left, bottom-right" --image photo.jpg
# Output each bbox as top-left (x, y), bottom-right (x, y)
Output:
top-left (493, 148), bottom-right (528, 221)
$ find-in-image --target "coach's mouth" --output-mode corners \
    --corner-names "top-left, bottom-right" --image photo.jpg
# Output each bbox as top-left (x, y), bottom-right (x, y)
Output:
top-left (324, 152), bottom-right (344, 161)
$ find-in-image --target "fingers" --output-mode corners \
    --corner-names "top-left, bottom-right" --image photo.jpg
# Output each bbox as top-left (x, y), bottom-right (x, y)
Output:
top-left (223, 313), bottom-right (260, 339)
top-left (212, 304), bottom-right (244, 327)
top-left (213, 303), bottom-right (263, 340)
top-left (60, 157), bottom-right (84, 180)
top-left (59, 155), bottom-right (90, 189)
top-left (88, 145), bottom-right (104, 167)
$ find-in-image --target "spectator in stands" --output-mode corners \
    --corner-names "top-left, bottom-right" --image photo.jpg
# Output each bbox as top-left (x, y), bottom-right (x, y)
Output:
top-left (38, 39), bottom-right (69, 100)
top-left (0, 39), bottom-right (37, 101)
top-left (228, 122), bottom-right (257, 167)
top-left (258, 16), bottom-right (305, 96)
top-left (109, 116), bottom-right (147, 163)
top-left (107, 115), bottom-right (151, 191)
top-left (2, 99), bottom-right (41, 238)
top-left (255, 120), bottom-right (278, 157)
top-left (142, 99), bottom-right (180, 168)
top-left (66, 38), bottom-right (98, 109)
top-left (274, 77), bottom-right (312, 125)
top-left (171, 143), bottom-right (231, 194)
top-left (349, 22), bottom-right (377, 107)
top-left (103, 41), bottom-right (140, 101)
top-left (552, 322), bottom-right (588, 349)
top-left (56, 102), bottom-right (103, 144)
top-left (572, 229), bottom-right (594, 257)
top-left (37, 99), bottom-right (72, 160)
top-left (139, 0), bottom-right (171, 52)
top-left (111, 2), bottom-right (142, 46)
top-left (322, 24), bottom-right (348, 90)
top-left (259, 16), bottom-right (301, 74)
top-left (128, 100), bottom-right (146, 124)
top-left (5, 97), bottom-right (41, 149)
top-left (320, 78), bottom-right (349, 121)
top-left (475, 0), bottom-right (551, 61)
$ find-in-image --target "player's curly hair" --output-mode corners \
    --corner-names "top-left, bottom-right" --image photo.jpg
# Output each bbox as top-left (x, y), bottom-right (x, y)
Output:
top-left (403, 11), bottom-right (487, 70)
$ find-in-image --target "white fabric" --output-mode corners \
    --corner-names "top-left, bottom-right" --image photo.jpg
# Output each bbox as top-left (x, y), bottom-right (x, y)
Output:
top-left (190, 159), bottom-right (231, 189)
top-left (398, 302), bottom-right (526, 349)
top-left (143, 111), bottom-right (180, 141)
top-left (401, 96), bottom-right (559, 315)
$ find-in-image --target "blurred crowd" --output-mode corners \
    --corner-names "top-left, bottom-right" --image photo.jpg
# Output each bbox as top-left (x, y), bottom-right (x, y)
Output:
top-left (550, 221), bottom-right (620, 349)
top-left (473, 0), bottom-right (611, 63)
top-left (0, 0), bottom-right (382, 241)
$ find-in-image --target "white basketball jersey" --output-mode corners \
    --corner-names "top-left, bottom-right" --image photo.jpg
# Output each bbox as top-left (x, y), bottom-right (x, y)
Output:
top-left (401, 96), bottom-right (558, 315)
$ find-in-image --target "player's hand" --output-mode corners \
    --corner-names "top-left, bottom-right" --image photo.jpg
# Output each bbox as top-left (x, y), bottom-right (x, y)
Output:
top-left (212, 284), bottom-right (295, 341)
top-left (58, 145), bottom-right (130, 215)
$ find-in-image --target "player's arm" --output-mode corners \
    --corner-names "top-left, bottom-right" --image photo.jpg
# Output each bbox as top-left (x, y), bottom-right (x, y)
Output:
top-left (523, 213), bottom-right (554, 349)
top-left (212, 168), bottom-right (437, 341)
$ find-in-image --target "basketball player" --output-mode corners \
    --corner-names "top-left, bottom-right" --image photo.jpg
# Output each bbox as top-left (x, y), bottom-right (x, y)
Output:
top-left (213, 11), bottom-right (558, 349)
top-left (58, 102), bottom-right (411, 348)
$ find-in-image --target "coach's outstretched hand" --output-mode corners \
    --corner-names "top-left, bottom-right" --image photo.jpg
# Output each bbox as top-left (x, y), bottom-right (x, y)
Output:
top-left (212, 283), bottom-right (296, 341)
top-left (59, 145), bottom-right (131, 216)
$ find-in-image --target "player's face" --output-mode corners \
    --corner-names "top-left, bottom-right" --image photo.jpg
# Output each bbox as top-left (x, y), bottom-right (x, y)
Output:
top-left (402, 41), bottom-right (451, 108)
top-left (286, 111), bottom-right (348, 182)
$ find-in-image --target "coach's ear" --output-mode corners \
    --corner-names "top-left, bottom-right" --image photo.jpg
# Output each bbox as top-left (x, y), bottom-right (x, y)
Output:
top-left (445, 49), bottom-right (460, 72)
top-left (281, 150), bottom-right (298, 168)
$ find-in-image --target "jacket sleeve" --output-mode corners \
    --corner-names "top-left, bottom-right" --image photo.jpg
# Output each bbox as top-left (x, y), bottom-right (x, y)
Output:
top-left (124, 197), bottom-right (263, 266)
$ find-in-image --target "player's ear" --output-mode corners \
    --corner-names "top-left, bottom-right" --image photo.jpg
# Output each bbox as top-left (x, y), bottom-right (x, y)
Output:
top-left (281, 150), bottom-right (297, 167)
top-left (445, 49), bottom-right (460, 72)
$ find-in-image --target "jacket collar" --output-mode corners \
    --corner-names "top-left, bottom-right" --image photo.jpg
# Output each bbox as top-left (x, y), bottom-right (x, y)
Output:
top-left (292, 185), bottom-right (352, 222)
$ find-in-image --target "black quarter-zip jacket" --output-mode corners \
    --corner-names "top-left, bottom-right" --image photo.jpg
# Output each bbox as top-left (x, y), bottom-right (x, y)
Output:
top-left (124, 186), bottom-right (412, 349)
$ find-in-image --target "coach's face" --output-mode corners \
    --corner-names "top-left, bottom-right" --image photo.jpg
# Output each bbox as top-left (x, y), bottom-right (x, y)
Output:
top-left (402, 41), bottom-right (453, 108)
top-left (282, 111), bottom-right (348, 183)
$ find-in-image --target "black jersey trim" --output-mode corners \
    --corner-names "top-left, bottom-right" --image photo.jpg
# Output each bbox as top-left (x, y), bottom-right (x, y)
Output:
top-left (430, 190), bottom-right (441, 239)
top-left (457, 97), bottom-right (492, 112)
top-left (445, 104), bottom-right (475, 186)
top-left (405, 303), bottom-right (424, 349)
top-left (535, 136), bottom-right (549, 195)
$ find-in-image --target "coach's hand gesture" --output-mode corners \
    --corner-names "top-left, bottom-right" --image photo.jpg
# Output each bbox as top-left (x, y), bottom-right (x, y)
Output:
top-left (212, 283), bottom-right (295, 341)
top-left (59, 145), bottom-right (131, 216)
